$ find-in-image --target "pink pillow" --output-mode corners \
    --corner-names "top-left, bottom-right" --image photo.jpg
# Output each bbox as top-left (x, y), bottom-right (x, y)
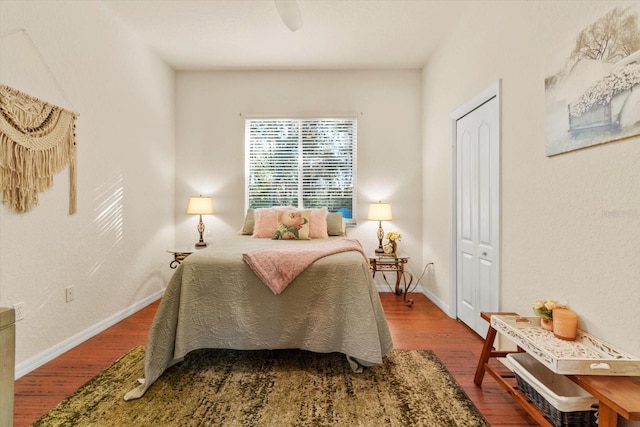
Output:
top-left (253, 206), bottom-right (293, 238)
top-left (309, 207), bottom-right (329, 238)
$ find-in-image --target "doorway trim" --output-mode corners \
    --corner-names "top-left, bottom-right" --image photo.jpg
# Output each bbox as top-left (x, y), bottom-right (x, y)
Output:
top-left (448, 79), bottom-right (501, 319)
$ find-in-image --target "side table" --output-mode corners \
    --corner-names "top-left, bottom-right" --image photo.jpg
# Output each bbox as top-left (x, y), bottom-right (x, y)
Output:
top-left (167, 249), bottom-right (194, 269)
top-left (368, 254), bottom-right (414, 306)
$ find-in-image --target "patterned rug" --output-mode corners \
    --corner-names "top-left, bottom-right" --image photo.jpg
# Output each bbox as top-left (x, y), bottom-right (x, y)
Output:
top-left (32, 347), bottom-right (489, 426)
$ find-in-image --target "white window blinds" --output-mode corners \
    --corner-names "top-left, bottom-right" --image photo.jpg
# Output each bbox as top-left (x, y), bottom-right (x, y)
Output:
top-left (245, 118), bottom-right (356, 219)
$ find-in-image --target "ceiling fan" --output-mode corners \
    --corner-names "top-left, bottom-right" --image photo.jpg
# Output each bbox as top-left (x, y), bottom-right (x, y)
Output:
top-left (275, 0), bottom-right (303, 32)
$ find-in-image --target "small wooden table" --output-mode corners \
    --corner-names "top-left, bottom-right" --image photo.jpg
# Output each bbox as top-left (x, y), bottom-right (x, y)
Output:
top-left (475, 312), bottom-right (640, 427)
top-left (167, 249), bottom-right (193, 269)
top-left (368, 254), bottom-right (414, 306)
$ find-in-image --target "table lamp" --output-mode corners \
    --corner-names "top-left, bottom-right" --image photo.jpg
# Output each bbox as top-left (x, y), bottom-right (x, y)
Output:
top-left (368, 201), bottom-right (392, 253)
top-left (186, 195), bottom-right (214, 248)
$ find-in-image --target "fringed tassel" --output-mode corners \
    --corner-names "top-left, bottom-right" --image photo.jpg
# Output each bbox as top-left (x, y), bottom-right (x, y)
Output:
top-left (0, 119), bottom-right (77, 214)
top-left (68, 131), bottom-right (77, 215)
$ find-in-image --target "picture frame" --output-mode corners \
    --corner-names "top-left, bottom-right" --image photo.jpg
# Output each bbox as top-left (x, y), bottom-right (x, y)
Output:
top-left (544, 6), bottom-right (640, 156)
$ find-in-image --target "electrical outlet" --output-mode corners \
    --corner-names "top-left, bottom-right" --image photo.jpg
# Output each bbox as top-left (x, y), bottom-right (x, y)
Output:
top-left (65, 286), bottom-right (75, 303)
top-left (13, 302), bottom-right (25, 321)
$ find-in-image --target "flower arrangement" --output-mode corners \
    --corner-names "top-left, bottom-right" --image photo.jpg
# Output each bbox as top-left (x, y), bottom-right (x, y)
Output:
top-left (532, 299), bottom-right (566, 320)
top-left (569, 63), bottom-right (640, 117)
top-left (383, 231), bottom-right (401, 255)
top-left (385, 231), bottom-right (402, 242)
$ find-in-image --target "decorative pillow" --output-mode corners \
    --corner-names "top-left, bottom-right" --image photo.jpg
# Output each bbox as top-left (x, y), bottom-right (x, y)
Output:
top-left (309, 207), bottom-right (329, 239)
top-left (326, 212), bottom-right (345, 236)
top-left (252, 206), bottom-right (295, 238)
top-left (239, 208), bottom-right (255, 235)
top-left (273, 209), bottom-right (311, 240)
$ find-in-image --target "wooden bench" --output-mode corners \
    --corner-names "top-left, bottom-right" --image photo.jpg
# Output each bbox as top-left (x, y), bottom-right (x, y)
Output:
top-left (474, 312), bottom-right (640, 427)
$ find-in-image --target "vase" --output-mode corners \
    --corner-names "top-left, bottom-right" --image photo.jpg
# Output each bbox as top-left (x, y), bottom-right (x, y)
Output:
top-left (390, 240), bottom-right (397, 255)
top-left (540, 318), bottom-right (553, 332)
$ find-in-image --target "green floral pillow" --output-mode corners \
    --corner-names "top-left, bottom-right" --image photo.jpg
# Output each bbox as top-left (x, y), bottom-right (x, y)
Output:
top-left (273, 209), bottom-right (311, 240)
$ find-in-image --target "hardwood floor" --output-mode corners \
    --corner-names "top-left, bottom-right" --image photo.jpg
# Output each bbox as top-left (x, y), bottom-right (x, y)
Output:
top-left (13, 292), bottom-right (537, 426)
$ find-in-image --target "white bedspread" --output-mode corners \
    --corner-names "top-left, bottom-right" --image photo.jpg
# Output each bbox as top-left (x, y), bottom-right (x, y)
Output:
top-left (125, 236), bottom-right (393, 400)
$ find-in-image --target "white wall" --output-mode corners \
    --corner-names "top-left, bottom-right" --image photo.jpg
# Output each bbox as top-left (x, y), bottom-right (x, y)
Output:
top-left (175, 70), bottom-right (424, 276)
top-left (0, 0), bottom-right (175, 374)
top-left (422, 0), bottom-right (640, 361)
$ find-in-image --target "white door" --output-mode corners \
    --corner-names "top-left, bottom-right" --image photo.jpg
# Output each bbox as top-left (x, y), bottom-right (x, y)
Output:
top-left (452, 83), bottom-right (500, 337)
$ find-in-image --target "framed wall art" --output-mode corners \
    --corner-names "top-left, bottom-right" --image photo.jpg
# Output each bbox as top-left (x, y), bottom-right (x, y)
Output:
top-left (545, 6), bottom-right (640, 156)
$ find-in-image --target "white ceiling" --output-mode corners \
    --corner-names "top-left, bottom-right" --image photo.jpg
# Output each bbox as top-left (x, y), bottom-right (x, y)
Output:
top-left (101, 0), bottom-right (469, 71)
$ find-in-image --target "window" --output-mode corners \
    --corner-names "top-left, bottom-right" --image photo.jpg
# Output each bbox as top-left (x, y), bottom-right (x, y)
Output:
top-left (245, 118), bottom-right (356, 219)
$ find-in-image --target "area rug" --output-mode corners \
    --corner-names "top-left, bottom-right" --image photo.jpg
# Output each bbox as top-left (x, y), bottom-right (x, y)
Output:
top-left (32, 346), bottom-right (489, 426)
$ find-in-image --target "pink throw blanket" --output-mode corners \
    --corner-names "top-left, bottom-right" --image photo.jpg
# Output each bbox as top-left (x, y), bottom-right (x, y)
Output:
top-left (243, 239), bottom-right (367, 294)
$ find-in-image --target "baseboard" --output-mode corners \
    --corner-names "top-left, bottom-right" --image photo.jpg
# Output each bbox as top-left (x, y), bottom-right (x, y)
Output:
top-left (420, 287), bottom-right (453, 318)
top-left (15, 289), bottom-right (164, 379)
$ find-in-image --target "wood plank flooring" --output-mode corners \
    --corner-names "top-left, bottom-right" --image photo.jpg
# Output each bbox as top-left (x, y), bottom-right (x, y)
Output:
top-left (13, 292), bottom-right (537, 426)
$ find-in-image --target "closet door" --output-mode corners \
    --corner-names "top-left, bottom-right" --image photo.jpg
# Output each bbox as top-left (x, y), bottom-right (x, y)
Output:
top-left (454, 90), bottom-right (500, 338)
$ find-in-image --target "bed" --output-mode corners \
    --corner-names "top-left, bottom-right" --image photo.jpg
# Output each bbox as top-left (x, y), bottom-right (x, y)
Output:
top-left (124, 219), bottom-right (393, 400)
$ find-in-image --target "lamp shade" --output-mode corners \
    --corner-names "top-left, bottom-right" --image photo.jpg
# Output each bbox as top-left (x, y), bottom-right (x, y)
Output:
top-left (367, 202), bottom-right (392, 221)
top-left (186, 196), bottom-right (214, 215)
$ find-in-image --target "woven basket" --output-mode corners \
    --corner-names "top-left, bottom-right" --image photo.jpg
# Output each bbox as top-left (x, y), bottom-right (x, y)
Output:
top-left (514, 373), bottom-right (598, 427)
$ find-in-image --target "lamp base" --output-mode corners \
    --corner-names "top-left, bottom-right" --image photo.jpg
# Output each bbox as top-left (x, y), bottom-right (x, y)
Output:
top-left (375, 221), bottom-right (385, 255)
top-left (195, 215), bottom-right (207, 249)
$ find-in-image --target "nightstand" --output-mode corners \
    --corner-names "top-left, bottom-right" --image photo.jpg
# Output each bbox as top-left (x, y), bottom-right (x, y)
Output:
top-left (368, 254), bottom-right (414, 306)
top-left (167, 249), bottom-right (194, 269)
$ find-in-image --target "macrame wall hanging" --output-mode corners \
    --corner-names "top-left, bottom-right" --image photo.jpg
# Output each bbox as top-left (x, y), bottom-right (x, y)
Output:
top-left (0, 28), bottom-right (79, 215)
top-left (0, 84), bottom-right (78, 214)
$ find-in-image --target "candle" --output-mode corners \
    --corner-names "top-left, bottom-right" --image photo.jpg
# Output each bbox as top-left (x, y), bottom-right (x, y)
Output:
top-left (553, 308), bottom-right (578, 341)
